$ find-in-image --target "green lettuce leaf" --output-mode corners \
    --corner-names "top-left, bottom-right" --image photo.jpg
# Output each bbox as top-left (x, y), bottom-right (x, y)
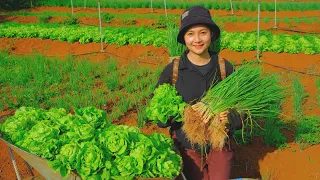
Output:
top-left (146, 84), bottom-right (187, 124)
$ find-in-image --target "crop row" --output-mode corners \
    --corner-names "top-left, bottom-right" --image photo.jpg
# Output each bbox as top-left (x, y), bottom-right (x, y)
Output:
top-left (0, 51), bottom-right (162, 124)
top-left (2, 11), bottom-right (319, 25)
top-left (0, 106), bottom-right (181, 179)
top-left (1, 22), bottom-right (319, 55)
top-left (34, 0), bottom-right (320, 11)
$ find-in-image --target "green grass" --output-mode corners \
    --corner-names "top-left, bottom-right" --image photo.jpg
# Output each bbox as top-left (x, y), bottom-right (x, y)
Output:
top-left (233, 117), bottom-right (288, 149)
top-left (302, 16), bottom-right (312, 24)
top-left (38, 15), bottom-right (52, 23)
top-left (61, 17), bottom-right (80, 25)
top-left (311, 17), bottom-right (320, 23)
top-left (292, 76), bottom-right (308, 119)
top-left (260, 118), bottom-right (288, 148)
top-left (153, 16), bottom-right (169, 29)
top-left (121, 18), bottom-right (137, 25)
top-left (283, 16), bottom-right (291, 24)
top-left (295, 116), bottom-right (320, 149)
top-left (263, 16), bottom-right (270, 23)
top-left (292, 17), bottom-right (301, 24)
top-left (1, 11), bottom-right (178, 19)
top-left (316, 79), bottom-right (320, 108)
top-left (240, 16), bottom-right (253, 23)
top-left (0, 52), bottom-right (159, 122)
top-left (136, 102), bottom-right (147, 128)
top-left (166, 18), bottom-right (185, 57)
top-left (104, 72), bottom-right (120, 91)
top-left (101, 12), bottom-right (115, 23)
top-left (32, 0), bottom-right (320, 11)
top-left (232, 122), bottom-right (255, 146)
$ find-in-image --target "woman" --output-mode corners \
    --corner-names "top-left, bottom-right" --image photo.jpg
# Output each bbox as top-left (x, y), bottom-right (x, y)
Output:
top-left (156, 5), bottom-right (243, 180)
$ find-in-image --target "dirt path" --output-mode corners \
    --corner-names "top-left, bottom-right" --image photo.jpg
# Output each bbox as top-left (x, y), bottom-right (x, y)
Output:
top-left (28, 7), bottom-right (320, 17)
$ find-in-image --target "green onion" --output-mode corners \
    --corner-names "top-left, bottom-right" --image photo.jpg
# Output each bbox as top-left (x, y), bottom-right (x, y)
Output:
top-left (193, 64), bottom-right (285, 123)
top-left (184, 64), bottom-right (286, 150)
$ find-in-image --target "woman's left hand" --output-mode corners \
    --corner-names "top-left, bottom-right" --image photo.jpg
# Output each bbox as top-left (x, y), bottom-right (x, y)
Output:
top-left (203, 111), bottom-right (229, 123)
top-left (219, 111), bottom-right (229, 121)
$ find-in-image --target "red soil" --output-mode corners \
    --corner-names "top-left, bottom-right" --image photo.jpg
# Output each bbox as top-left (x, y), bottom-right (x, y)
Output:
top-left (222, 21), bottom-right (320, 33)
top-left (0, 37), bottom-right (320, 180)
top-left (25, 6), bottom-right (320, 18)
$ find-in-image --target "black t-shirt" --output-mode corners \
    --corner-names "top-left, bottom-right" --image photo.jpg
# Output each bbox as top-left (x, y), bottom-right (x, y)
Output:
top-left (190, 57), bottom-right (215, 76)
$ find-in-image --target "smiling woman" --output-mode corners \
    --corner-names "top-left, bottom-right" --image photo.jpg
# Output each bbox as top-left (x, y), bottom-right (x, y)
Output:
top-left (155, 5), bottom-right (244, 180)
top-left (183, 25), bottom-right (212, 65)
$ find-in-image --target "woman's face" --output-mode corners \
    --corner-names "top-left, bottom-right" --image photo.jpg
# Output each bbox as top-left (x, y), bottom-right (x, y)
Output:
top-left (184, 24), bottom-right (212, 56)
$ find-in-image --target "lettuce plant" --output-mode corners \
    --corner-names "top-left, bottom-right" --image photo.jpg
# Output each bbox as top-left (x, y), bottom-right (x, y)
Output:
top-left (146, 83), bottom-right (187, 123)
top-left (0, 106), bottom-right (182, 179)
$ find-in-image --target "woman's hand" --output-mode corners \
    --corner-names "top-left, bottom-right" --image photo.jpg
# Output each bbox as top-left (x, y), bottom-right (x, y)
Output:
top-left (219, 111), bottom-right (229, 121)
top-left (203, 111), bottom-right (229, 123)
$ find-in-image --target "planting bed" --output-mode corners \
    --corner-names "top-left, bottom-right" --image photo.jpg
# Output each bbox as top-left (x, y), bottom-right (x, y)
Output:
top-left (7, 6), bottom-right (320, 18)
top-left (1, 14), bottom-right (319, 34)
top-left (1, 37), bottom-right (319, 180)
top-left (0, 3), bottom-right (320, 180)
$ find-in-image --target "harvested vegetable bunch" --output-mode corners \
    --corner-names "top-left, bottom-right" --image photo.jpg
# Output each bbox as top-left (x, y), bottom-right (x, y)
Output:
top-left (146, 83), bottom-right (187, 123)
top-left (1, 106), bottom-right (182, 179)
top-left (183, 64), bottom-right (285, 150)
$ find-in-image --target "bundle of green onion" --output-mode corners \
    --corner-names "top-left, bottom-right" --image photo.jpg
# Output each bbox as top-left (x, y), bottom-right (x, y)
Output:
top-left (183, 64), bottom-right (286, 150)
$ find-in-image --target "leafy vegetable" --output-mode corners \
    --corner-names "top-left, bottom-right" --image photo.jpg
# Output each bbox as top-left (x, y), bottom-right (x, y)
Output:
top-left (74, 106), bottom-right (107, 128)
top-left (76, 142), bottom-right (105, 178)
top-left (0, 106), bottom-right (182, 179)
top-left (146, 83), bottom-right (187, 123)
top-left (0, 22), bottom-right (318, 54)
top-left (48, 143), bottom-right (80, 178)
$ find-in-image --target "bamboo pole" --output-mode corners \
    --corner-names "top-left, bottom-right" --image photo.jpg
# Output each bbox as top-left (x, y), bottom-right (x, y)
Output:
top-left (98, 0), bottom-right (105, 52)
top-left (257, 1), bottom-right (261, 61)
top-left (71, 0), bottom-right (74, 16)
top-left (164, 0), bottom-right (168, 17)
top-left (229, 0), bottom-right (234, 15)
top-left (151, 0), bottom-right (154, 13)
top-left (274, 0), bottom-right (277, 28)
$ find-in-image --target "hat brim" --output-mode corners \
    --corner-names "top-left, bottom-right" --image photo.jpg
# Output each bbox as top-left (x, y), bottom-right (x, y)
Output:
top-left (177, 16), bottom-right (220, 45)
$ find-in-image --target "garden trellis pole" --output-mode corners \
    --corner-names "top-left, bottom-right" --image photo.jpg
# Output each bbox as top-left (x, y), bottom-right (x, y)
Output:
top-left (98, 0), bottom-right (105, 52)
top-left (151, 0), bottom-right (154, 12)
top-left (164, 0), bottom-right (168, 17)
top-left (274, 0), bottom-right (277, 28)
top-left (84, 0), bottom-right (86, 8)
top-left (71, 0), bottom-right (74, 16)
top-left (257, 0), bottom-right (261, 61)
top-left (229, 0), bottom-right (234, 15)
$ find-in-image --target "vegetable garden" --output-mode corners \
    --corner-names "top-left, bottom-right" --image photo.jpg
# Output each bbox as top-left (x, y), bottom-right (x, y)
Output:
top-left (0, 0), bottom-right (320, 179)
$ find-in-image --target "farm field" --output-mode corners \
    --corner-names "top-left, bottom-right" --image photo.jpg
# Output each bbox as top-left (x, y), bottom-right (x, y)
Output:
top-left (0, 1), bottom-right (320, 180)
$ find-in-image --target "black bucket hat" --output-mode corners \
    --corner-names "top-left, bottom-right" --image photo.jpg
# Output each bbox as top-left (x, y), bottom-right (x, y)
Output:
top-left (177, 5), bottom-right (220, 45)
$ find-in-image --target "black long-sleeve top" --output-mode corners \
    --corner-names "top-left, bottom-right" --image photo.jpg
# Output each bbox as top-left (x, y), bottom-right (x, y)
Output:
top-left (156, 50), bottom-right (236, 152)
